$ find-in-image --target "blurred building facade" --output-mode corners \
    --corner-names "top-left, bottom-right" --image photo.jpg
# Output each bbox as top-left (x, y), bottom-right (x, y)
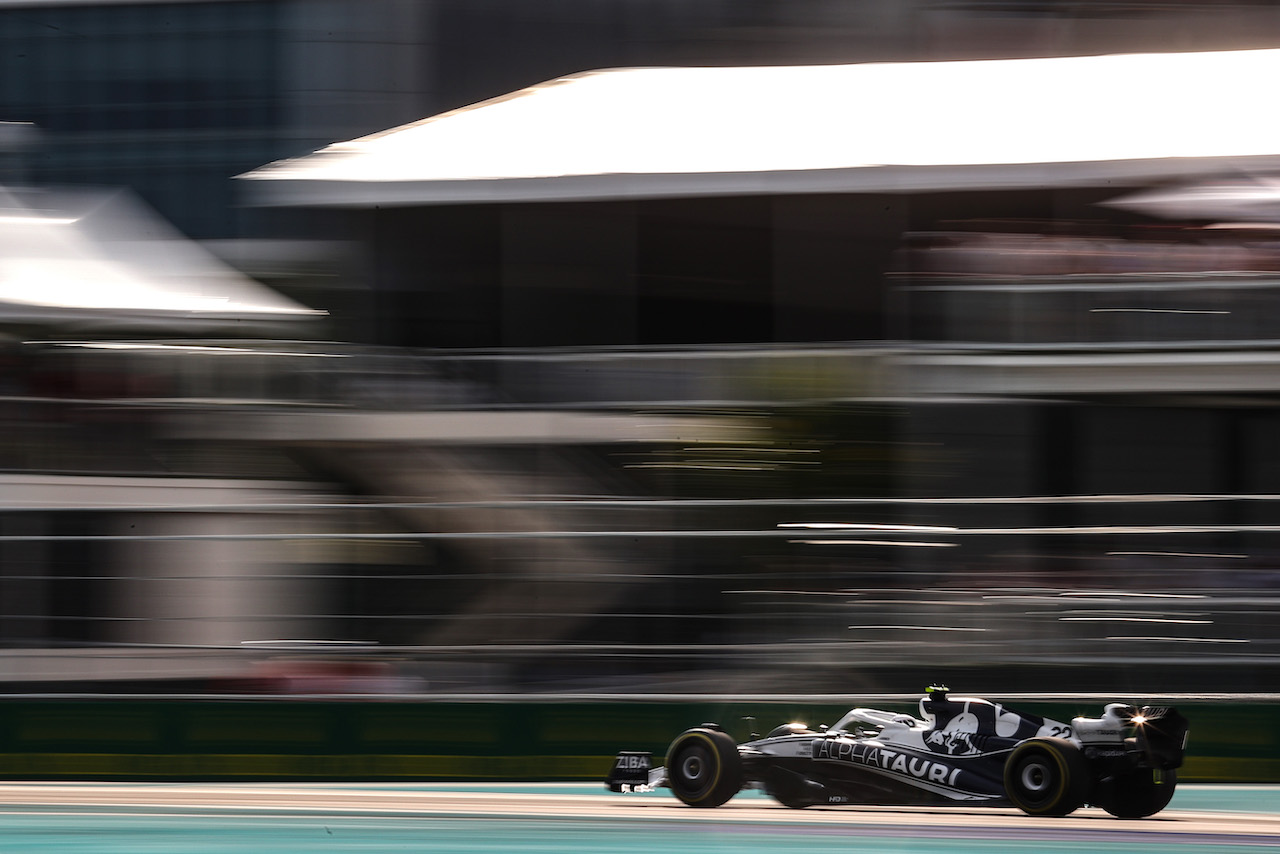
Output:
top-left (5, 0), bottom-right (1280, 240)
top-left (1, 0), bottom-right (1280, 695)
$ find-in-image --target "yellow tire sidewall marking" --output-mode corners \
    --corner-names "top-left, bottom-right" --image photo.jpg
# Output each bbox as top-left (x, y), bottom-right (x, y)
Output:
top-left (1009, 741), bottom-right (1070, 814)
top-left (672, 731), bottom-right (722, 803)
top-left (1028, 743), bottom-right (1069, 814)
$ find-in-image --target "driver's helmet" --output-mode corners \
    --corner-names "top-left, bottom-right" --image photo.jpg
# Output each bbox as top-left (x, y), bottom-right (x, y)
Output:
top-left (919, 684), bottom-right (951, 726)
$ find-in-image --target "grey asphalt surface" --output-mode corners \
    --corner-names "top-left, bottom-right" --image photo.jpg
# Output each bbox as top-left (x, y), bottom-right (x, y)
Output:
top-left (0, 783), bottom-right (1273, 853)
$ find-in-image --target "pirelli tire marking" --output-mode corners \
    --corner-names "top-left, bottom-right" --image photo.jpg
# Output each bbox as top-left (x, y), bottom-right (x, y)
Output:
top-left (677, 733), bottom-right (723, 799)
top-left (1003, 737), bottom-right (1090, 817)
top-left (666, 729), bottom-right (742, 808)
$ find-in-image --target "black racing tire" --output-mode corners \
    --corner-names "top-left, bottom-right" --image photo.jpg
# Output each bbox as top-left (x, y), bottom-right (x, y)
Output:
top-left (770, 790), bottom-right (813, 810)
top-left (1096, 768), bottom-right (1177, 819)
top-left (666, 727), bottom-right (743, 807)
top-left (764, 771), bottom-right (816, 809)
top-left (1003, 737), bottom-right (1091, 817)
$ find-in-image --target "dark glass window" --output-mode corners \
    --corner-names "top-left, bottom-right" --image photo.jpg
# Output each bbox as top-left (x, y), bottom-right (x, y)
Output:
top-left (0, 1), bottom-right (284, 237)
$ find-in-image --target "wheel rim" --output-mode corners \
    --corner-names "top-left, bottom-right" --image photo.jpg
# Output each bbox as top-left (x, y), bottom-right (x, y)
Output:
top-left (1019, 759), bottom-right (1051, 795)
top-left (681, 750), bottom-right (707, 783)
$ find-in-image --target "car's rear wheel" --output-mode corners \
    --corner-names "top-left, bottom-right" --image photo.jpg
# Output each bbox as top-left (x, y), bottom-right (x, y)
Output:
top-left (764, 767), bottom-right (818, 809)
top-left (666, 727), bottom-right (743, 807)
top-left (1004, 737), bottom-right (1091, 817)
top-left (768, 787), bottom-right (814, 809)
top-left (1096, 768), bottom-right (1177, 818)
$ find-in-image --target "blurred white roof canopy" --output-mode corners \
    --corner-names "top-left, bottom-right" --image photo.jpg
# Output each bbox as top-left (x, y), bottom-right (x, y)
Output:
top-left (1101, 176), bottom-right (1280, 222)
top-left (0, 187), bottom-right (323, 332)
top-left (242, 48), bottom-right (1280, 207)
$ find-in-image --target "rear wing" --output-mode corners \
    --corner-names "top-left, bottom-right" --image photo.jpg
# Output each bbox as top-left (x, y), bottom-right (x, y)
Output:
top-left (1133, 706), bottom-right (1190, 769)
top-left (605, 751), bottom-right (666, 793)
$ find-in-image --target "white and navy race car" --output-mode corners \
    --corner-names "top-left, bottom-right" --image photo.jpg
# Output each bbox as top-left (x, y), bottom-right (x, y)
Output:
top-left (606, 686), bottom-right (1188, 818)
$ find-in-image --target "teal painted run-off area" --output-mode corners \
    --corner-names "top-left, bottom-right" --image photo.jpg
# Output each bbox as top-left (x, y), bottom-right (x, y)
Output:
top-left (0, 814), bottom-right (1258, 854)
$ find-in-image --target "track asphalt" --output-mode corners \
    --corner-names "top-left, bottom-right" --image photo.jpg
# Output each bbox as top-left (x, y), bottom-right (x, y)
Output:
top-left (0, 784), bottom-right (1272, 853)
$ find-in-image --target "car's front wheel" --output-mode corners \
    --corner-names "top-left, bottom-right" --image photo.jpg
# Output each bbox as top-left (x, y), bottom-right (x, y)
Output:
top-left (666, 727), bottom-right (743, 807)
top-left (1003, 737), bottom-right (1091, 817)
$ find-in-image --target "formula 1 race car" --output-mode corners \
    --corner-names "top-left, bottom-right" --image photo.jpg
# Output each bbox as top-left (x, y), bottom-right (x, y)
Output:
top-left (606, 686), bottom-right (1188, 818)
